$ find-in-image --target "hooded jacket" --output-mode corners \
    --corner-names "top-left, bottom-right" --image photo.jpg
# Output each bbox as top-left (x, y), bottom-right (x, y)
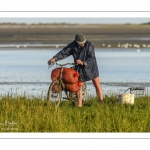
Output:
top-left (53, 40), bottom-right (99, 82)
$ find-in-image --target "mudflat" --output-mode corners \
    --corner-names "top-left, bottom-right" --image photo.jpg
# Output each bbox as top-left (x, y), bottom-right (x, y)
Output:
top-left (0, 24), bottom-right (150, 48)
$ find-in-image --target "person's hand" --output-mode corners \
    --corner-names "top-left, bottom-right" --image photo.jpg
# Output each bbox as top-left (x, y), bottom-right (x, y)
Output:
top-left (76, 59), bottom-right (84, 65)
top-left (47, 58), bottom-right (56, 65)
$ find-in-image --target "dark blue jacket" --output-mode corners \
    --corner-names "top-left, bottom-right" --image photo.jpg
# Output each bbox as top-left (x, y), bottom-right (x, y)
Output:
top-left (53, 40), bottom-right (99, 82)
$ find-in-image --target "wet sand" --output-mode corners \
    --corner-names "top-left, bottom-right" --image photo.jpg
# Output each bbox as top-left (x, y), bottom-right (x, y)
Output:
top-left (0, 24), bottom-right (150, 48)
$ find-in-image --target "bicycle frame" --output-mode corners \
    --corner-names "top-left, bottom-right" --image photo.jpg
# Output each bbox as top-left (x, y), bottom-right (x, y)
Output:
top-left (47, 62), bottom-right (87, 107)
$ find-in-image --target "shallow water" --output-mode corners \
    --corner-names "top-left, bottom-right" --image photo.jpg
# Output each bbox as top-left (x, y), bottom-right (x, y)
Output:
top-left (0, 48), bottom-right (150, 97)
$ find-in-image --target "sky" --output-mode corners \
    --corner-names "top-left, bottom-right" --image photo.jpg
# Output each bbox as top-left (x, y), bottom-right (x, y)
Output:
top-left (0, 18), bottom-right (150, 24)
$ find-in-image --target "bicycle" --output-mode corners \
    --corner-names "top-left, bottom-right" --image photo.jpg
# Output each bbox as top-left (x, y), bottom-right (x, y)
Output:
top-left (47, 62), bottom-right (87, 107)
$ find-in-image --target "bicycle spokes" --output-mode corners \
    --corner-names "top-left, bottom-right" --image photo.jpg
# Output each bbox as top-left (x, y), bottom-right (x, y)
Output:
top-left (47, 80), bottom-right (62, 107)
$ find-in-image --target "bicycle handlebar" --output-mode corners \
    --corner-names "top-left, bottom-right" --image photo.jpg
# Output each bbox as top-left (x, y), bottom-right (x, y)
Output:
top-left (49, 62), bottom-right (77, 67)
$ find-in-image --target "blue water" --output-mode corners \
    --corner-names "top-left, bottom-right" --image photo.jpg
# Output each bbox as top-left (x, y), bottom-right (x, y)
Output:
top-left (0, 48), bottom-right (150, 97)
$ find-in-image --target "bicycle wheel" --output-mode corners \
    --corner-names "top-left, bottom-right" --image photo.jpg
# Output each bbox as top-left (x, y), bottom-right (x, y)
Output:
top-left (47, 80), bottom-right (62, 107)
top-left (82, 82), bottom-right (87, 103)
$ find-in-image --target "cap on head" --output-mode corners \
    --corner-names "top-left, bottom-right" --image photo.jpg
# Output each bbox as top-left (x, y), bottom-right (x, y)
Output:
top-left (75, 33), bottom-right (86, 45)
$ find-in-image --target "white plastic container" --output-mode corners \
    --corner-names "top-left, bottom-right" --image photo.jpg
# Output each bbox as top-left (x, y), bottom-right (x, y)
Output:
top-left (118, 93), bottom-right (134, 105)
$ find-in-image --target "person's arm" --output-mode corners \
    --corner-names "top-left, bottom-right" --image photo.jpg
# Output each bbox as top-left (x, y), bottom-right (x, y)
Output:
top-left (76, 44), bottom-right (96, 66)
top-left (83, 50), bottom-right (96, 67)
top-left (47, 44), bottom-right (72, 64)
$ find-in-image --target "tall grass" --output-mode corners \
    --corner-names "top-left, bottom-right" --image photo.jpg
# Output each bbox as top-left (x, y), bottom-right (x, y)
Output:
top-left (0, 93), bottom-right (150, 132)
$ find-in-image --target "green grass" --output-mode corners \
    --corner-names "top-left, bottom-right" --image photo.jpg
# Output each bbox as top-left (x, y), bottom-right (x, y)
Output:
top-left (0, 93), bottom-right (150, 132)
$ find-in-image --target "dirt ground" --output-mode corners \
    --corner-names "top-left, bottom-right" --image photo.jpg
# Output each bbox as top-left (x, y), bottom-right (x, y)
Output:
top-left (0, 24), bottom-right (150, 48)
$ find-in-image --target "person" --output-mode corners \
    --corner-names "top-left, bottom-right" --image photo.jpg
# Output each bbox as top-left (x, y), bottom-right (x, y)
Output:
top-left (48, 33), bottom-right (103, 107)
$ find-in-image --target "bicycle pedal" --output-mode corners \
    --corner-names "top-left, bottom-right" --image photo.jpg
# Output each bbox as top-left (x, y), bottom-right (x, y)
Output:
top-left (72, 102), bottom-right (75, 107)
top-left (51, 94), bottom-right (57, 98)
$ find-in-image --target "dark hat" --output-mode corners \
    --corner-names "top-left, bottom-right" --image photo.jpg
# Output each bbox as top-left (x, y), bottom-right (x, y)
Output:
top-left (75, 33), bottom-right (86, 44)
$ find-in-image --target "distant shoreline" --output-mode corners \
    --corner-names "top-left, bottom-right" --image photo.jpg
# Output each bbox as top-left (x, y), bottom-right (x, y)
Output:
top-left (0, 24), bottom-right (150, 48)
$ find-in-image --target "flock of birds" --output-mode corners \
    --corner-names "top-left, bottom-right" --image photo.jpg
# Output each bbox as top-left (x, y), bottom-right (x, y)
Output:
top-left (1, 43), bottom-right (150, 52)
top-left (102, 43), bottom-right (150, 52)
top-left (0, 44), bottom-right (66, 48)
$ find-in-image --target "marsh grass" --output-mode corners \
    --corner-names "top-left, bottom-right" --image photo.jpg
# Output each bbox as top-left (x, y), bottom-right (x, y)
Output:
top-left (0, 93), bottom-right (150, 132)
